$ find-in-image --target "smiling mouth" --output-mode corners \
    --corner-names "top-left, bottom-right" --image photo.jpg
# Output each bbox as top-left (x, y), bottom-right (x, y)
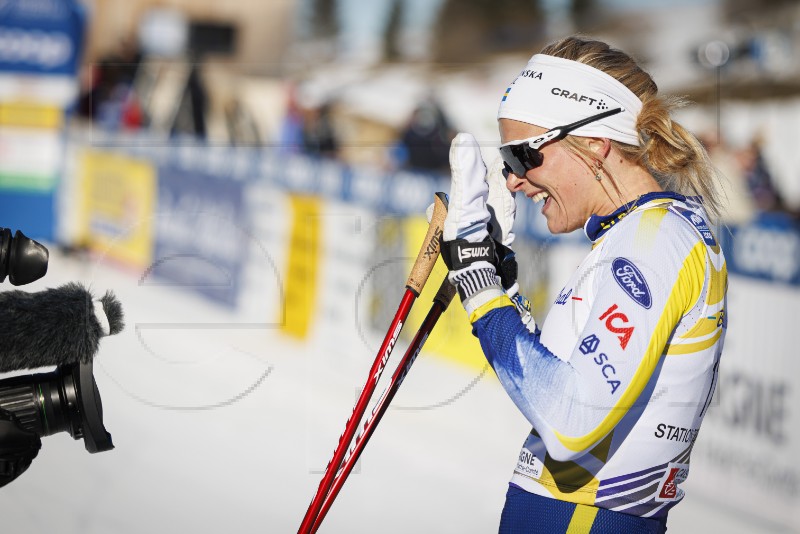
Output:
top-left (530, 191), bottom-right (550, 204)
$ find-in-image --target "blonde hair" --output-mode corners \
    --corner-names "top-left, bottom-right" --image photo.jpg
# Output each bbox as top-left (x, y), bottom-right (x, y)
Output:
top-left (540, 36), bottom-right (722, 217)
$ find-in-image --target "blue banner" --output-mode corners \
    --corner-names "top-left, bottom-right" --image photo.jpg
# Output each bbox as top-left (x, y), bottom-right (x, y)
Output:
top-left (153, 166), bottom-right (248, 307)
top-left (0, 0), bottom-right (86, 77)
top-left (75, 131), bottom-right (588, 243)
top-left (721, 212), bottom-right (800, 286)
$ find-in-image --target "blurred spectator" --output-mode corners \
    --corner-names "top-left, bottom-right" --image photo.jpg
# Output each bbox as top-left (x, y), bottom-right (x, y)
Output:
top-left (738, 137), bottom-right (786, 213)
top-left (699, 131), bottom-right (755, 225)
top-left (394, 99), bottom-right (454, 174)
top-left (78, 37), bottom-right (143, 129)
top-left (302, 103), bottom-right (339, 158)
top-left (278, 86), bottom-right (306, 153)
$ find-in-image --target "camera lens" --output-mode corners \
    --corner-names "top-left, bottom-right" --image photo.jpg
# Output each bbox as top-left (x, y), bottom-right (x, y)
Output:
top-left (0, 362), bottom-right (113, 453)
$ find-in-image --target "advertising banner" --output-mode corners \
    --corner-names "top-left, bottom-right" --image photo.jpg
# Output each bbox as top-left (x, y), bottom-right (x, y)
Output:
top-left (686, 273), bottom-right (800, 531)
top-left (153, 165), bottom-right (248, 307)
top-left (0, 0), bottom-right (86, 81)
top-left (280, 195), bottom-right (322, 339)
top-left (0, 0), bottom-right (87, 239)
top-left (79, 150), bottom-right (156, 269)
top-left (721, 212), bottom-right (800, 286)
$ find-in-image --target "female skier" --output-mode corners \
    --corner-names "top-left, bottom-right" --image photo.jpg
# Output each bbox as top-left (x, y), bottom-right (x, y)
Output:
top-left (441, 36), bottom-right (727, 533)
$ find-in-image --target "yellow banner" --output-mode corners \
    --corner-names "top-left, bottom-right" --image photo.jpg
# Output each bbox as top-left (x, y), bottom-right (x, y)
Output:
top-left (0, 103), bottom-right (63, 129)
top-left (79, 151), bottom-right (156, 269)
top-left (280, 195), bottom-right (322, 339)
top-left (403, 216), bottom-right (487, 371)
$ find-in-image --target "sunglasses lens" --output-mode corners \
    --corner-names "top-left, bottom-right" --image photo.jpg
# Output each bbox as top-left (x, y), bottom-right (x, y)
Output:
top-left (499, 144), bottom-right (542, 176)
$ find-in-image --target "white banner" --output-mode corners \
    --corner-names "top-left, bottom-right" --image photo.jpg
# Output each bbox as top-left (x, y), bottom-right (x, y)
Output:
top-left (685, 274), bottom-right (800, 531)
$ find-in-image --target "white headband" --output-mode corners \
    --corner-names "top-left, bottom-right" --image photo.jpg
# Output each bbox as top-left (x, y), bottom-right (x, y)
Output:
top-left (497, 54), bottom-right (643, 146)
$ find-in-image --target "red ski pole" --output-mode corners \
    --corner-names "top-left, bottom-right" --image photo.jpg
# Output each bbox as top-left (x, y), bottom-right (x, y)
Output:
top-left (297, 192), bottom-right (448, 534)
top-left (309, 278), bottom-right (457, 533)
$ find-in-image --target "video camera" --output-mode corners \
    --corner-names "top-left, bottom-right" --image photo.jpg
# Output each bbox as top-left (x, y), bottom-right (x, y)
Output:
top-left (0, 228), bottom-right (122, 487)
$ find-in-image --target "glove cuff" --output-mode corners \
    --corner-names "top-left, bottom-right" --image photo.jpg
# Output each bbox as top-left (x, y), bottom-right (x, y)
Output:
top-left (449, 266), bottom-right (504, 314)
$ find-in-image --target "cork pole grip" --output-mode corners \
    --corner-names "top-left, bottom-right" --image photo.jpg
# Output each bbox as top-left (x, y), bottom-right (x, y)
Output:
top-left (405, 192), bottom-right (448, 296)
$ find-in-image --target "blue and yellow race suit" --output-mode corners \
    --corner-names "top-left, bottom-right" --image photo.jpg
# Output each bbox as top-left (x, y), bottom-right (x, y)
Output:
top-left (461, 192), bottom-right (727, 528)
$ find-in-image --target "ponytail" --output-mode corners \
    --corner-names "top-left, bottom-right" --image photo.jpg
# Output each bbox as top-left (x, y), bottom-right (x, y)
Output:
top-left (632, 93), bottom-right (721, 217)
top-left (541, 36), bottom-right (723, 218)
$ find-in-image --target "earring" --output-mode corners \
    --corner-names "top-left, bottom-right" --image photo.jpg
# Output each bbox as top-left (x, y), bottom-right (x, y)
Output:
top-left (594, 161), bottom-right (603, 181)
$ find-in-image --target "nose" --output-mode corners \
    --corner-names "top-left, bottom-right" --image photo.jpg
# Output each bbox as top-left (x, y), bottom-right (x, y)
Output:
top-left (505, 170), bottom-right (525, 192)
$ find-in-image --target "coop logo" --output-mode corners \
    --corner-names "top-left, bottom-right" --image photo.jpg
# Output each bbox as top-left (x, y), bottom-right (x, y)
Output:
top-left (612, 258), bottom-right (652, 309)
top-left (656, 463), bottom-right (689, 502)
top-left (733, 224), bottom-right (800, 283)
top-left (0, 28), bottom-right (73, 69)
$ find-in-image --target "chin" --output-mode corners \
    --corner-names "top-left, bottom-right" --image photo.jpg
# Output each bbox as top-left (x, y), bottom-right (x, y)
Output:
top-left (546, 218), bottom-right (579, 235)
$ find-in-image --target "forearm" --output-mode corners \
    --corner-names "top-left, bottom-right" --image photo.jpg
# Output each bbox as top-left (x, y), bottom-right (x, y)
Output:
top-left (470, 301), bottom-right (587, 459)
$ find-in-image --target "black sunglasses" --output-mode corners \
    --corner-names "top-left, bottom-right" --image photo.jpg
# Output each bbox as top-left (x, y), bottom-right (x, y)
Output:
top-left (499, 107), bottom-right (624, 177)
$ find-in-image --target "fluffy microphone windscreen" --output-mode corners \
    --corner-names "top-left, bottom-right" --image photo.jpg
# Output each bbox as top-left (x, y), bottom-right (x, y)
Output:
top-left (0, 282), bottom-right (124, 373)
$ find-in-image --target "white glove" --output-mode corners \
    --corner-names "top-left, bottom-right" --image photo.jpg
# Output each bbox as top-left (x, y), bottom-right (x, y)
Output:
top-left (432, 135), bottom-right (535, 329)
top-left (442, 133), bottom-right (491, 245)
top-left (485, 154), bottom-right (519, 292)
top-left (440, 133), bottom-right (503, 312)
top-left (425, 149), bottom-right (514, 248)
top-left (486, 155), bottom-right (532, 331)
top-left (486, 155), bottom-right (516, 248)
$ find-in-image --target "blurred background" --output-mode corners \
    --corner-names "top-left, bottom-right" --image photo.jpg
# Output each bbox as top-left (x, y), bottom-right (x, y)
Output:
top-left (0, 0), bottom-right (799, 532)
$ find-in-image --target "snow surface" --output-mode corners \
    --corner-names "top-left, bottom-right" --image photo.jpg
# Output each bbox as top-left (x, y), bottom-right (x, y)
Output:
top-left (0, 249), bottom-right (787, 533)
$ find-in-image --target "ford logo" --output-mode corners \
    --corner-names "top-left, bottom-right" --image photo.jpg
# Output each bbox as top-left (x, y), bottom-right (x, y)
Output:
top-left (612, 258), bottom-right (652, 309)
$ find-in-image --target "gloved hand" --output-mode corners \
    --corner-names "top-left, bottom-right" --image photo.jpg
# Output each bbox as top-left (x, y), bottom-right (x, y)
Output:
top-left (429, 149), bottom-right (517, 286)
top-left (440, 133), bottom-right (502, 312)
top-left (485, 156), bottom-right (534, 329)
top-left (0, 408), bottom-right (41, 488)
top-left (486, 155), bottom-right (518, 292)
top-left (438, 134), bottom-right (535, 329)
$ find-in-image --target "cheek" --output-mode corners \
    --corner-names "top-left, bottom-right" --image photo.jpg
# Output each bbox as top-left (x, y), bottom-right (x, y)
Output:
top-left (538, 153), bottom-right (587, 199)
top-left (552, 181), bottom-right (581, 206)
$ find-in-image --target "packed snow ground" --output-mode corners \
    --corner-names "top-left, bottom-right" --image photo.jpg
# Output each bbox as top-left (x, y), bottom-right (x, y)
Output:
top-left (0, 250), bottom-right (786, 533)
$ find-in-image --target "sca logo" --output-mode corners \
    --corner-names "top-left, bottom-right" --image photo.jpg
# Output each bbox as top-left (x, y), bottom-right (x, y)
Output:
top-left (598, 304), bottom-right (634, 350)
top-left (578, 334), bottom-right (621, 394)
top-left (612, 258), bottom-right (652, 309)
